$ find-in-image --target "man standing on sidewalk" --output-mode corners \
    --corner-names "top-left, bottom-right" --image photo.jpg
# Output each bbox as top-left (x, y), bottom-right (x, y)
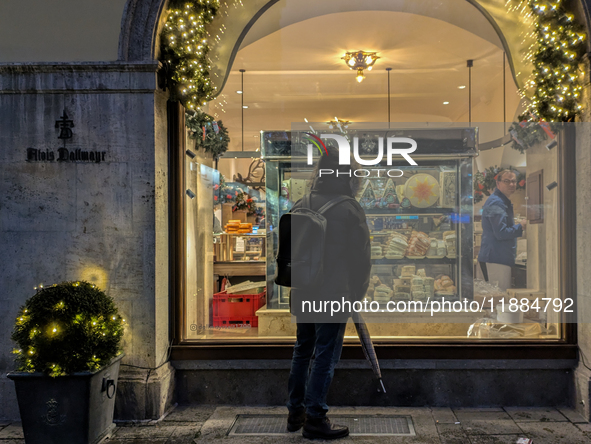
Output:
top-left (478, 169), bottom-right (527, 291)
top-left (286, 146), bottom-right (371, 440)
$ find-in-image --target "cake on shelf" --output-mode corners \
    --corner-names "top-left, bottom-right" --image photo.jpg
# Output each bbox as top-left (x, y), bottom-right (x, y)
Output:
top-left (385, 232), bottom-right (408, 258)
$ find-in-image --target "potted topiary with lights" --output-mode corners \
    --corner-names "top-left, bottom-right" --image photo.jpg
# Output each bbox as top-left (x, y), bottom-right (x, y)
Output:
top-left (8, 281), bottom-right (125, 444)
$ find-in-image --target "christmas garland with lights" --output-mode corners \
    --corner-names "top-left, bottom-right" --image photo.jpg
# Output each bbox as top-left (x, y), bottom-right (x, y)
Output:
top-left (160, 0), bottom-right (220, 110)
top-left (186, 110), bottom-right (230, 160)
top-left (509, 0), bottom-right (586, 152)
top-left (11, 281), bottom-right (124, 377)
top-left (474, 166), bottom-right (526, 203)
top-left (528, 0), bottom-right (586, 121)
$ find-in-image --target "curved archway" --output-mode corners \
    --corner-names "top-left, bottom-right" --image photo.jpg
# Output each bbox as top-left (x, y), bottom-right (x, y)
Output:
top-left (118, 0), bottom-right (591, 92)
top-left (118, 0), bottom-right (170, 61)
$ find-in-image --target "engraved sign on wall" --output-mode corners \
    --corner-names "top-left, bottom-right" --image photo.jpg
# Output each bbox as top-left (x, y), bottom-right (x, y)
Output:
top-left (24, 109), bottom-right (107, 163)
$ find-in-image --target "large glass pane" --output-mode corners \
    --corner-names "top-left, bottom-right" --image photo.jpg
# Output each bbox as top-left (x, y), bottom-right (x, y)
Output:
top-left (181, 0), bottom-right (571, 342)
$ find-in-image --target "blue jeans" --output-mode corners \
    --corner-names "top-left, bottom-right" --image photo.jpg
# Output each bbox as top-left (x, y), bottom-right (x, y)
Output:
top-left (287, 322), bottom-right (347, 419)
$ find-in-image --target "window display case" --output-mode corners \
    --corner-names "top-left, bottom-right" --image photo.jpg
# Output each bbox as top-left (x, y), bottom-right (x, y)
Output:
top-left (261, 128), bottom-right (477, 311)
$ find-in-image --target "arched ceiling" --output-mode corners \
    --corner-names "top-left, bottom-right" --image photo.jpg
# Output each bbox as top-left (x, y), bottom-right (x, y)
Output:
top-left (206, 9), bottom-right (523, 151)
top-left (206, 0), bottom-right (536, 93)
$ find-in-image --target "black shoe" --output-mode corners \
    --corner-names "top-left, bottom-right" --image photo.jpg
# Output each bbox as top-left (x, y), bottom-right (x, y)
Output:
top-left (287, 409), bottom-right (306, 432)
top-left (302, 416), bottom-right (349, 440)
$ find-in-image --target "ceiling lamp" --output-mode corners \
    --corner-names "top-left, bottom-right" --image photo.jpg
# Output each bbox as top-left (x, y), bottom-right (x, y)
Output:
top-left (327, 118), bottom-right (350, 129)
top-left (342, 50), bottom-right (380, 82)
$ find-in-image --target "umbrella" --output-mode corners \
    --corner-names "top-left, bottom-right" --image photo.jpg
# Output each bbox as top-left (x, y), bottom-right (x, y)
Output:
top-left (352, 311), bottom-right (386, 393)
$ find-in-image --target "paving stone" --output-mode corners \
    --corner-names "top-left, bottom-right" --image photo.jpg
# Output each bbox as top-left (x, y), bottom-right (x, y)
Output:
top-left (0, 424), bottom-right (23, 439)
top-left (575, 422), bottom-right (591, 432)
top-left (516, 421), bottom-right (591, 444)
top-left (162, 404), bottom-right (216, 423)
top-left (111, 424), bottom-right (176, 439)
top-left (0, 421), bottom-right (11, 427)
top-left (557, 407), bottom-right (589, 424)
top-left (0, 440), bottom-right (25, 444)
top-left (468, 435), bottom-right (527, 444)
top-left (461, 420), bottom-right (522, 436)
top-left (165, 425), bottom-right (201, 444)
top-left (504, 407), bottom-right (567, 422)
top-left (453, 410), bottom-right (513, 422)
top-left (432, 407), bottom-right (458, 424)
top-left (103, 439), bottom-right (167, 444)
top-left (436, 423), bottom-right (470, 443)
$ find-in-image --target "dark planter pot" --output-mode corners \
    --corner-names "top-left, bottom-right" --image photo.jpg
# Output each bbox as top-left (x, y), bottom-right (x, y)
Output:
top-left (7, 354), bottom-right (123, 444)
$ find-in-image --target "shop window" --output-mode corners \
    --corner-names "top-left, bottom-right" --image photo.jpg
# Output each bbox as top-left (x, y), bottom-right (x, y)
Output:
top-left (178, 4), bottom-right (571, 344)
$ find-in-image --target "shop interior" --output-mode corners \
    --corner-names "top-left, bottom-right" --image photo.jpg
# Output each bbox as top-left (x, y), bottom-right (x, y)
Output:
top-left (182, 2), bottom-right (563, 342)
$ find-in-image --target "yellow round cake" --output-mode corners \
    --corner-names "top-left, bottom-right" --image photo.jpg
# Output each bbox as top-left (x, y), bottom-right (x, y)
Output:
top-left (404, 173), bottom-right (440, 208)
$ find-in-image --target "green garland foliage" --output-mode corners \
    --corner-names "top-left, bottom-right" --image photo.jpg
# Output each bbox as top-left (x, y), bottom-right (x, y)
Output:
top-left (160, 0), bottom-right (220, 110)
top-left (186, 110), bottom-right (230, 160)
top-left (508, 0), bottom-right (585, 152)
top-left (528, 0), bottom-right (586, 121)
top-left (474, 166), bottom-right (526, 203)
top-left (11, 281), bottom-right (124, 377)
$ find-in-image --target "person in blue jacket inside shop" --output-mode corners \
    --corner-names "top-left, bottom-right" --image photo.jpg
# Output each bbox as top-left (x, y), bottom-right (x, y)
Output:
top-left (477, 169), bottom-right (527, 291)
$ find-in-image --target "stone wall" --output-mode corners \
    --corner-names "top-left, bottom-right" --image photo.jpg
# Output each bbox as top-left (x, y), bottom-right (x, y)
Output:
top-left (0, 62), bottom-right (173, 420)
top-left (575, 55), bottom-right (591, 420)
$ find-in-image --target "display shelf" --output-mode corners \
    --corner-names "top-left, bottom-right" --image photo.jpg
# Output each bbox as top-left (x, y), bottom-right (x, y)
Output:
top-left (213, 262), bottom-right (265, 276)
top-left (371, 257), bottom-right (457, 265)
top-left (364, 208), bottom-right (455, 215)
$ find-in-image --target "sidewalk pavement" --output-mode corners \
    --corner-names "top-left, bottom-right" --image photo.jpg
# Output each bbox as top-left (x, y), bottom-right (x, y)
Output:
top-left (1, 405), bottom-right (591, 443)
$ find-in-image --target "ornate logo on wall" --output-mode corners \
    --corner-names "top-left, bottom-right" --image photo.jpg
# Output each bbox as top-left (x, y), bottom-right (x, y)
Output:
top-left (25, 109), bottom-right (107, 163)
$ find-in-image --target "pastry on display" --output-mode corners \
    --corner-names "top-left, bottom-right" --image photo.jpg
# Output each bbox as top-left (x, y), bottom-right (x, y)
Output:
top-left (406, 231), bottom-right (430, 257)
top-left (224, 219), bottom-right (242, 233)
top-left (423, 277), bottom-right (435, 298)
top-left (434, 275), bottom-right (457, 294)
top-left (385, 232), bottom-right (408, 258)
top-left (412, 291), bottom-right (427, 301)
top-left (425, 238), bottom-right (439, 257)
top-left (437, 240), bottom-right (447, 257)
top-left (371, 242), bottom-right (384, 259)
top-left (405, 173), bottom-right (440, 208)
top-left (359, 180), bottom-right (377, 209)
top-left (374, 284), bottom-right (393, 302)
top-left (237, 223), bottom-right (253, 233)
top-left (394, 284), bottom-right (411, 294)
top-left (401, 265), bottom-right (416, 277)
top-left (380, 179), bottom-right (400, 209)
top-left (443, 231), bottom-right (456, 257)
top-left (392, 292), bottom-right (411, 301)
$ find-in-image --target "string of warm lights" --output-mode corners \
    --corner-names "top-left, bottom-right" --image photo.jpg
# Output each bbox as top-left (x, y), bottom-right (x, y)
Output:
top-left (518, 0), bottom-right (586, 121)
top-left (160, 0), bottom-right (220, 110)
top-left (11, 281), bottom-right (124, 377)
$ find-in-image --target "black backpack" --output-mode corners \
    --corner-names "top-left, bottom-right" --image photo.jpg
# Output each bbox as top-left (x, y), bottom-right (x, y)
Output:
top-left (274, 194), bottom-right (353, 288)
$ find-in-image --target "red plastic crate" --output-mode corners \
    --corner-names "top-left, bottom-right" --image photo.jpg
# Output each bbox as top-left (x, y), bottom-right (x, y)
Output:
top-left (213, 316), bottom-right (259, 328)
top-left (213, 289), bottom-right (266, 319)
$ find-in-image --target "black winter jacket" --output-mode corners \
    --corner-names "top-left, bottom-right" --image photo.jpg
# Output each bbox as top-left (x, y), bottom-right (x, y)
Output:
top-left (289, 179), bottom-right (372, 322)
